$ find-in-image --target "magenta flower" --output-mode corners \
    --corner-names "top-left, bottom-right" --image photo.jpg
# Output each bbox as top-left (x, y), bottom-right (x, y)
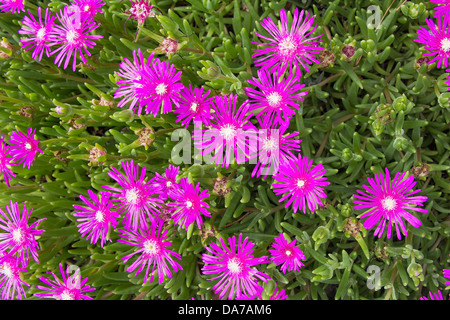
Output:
top-left (70, 0), bottom-right (105, 20)
top-left (49, 6), bottom-right (103, 71)
top-left (166, 177), bottom-right (211, 230)
top-left (135, 60), bottom-right (184, 116)
top-left (7, 128), bottom-right (43, 169)
top-left (114, 48), bottom-right (159, 115)
top-left (444, 268), bottom-right (450, 285)
top-left (125, 0), bottom-right (157, 25)
top-left (0, 201), bottom-right (46, 268)
top-left (118, 216), bottom-right (182, 284)
top-left (0, 134), bottom-right (16, 187)
top-left (34, 263), bottom-right (95, 300)
top-left (0, 252), bottom-right (29, 300)
top-left (252, 8), bottom-right (324, 76)
top-left (431, 1), bottom-right (450, 17)
top-left (245, 68), bottom-right (308, 127)
top-left (252, 121), bottom-right (301, 179)
top-left (269, 233), bottom-right (305, 274)
top-left (151, 164), bottom-right (180, 202)
top-left (73, 190), bottom-right (120, 248)
top-left (0, 0), bottom-right (25, 14)
top-left (270, 286), bottom-right (288, 300)
top-left (201, 233), bottom-right (270, 300)
top-left (174, 84), bottom-right (214, 129)
top-left (19, 7), bottom-right (56, 61)
top-left (353, 168), bottom-right (428, 240)
top-left (272, 154), bottom-right (330, 213)
top-left (102, 160), bottom-right (161, 231)
top-left (415, 13), bottom-right (450, 68)
top-left (420, 290), bottom-right (444, 300)
top-left (193, 94), bottom-right (258, 168)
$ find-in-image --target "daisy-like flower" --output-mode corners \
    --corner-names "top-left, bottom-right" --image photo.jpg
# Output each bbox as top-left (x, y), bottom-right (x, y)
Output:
top-left (102, 160), bottom-right (161, 231)
top-left (245, 68), bottom-right (308, 127)
top-left (0, 251), bottom-right (29, 300)
top-left (0, 201), bottom-right (46, 268)
top-left (431, 1), bottom-right (450, 18)
top-left (34, 263), bottom-right (95, 300)
top-left (252, 120), bottom-right (301, 179)
top-left (166, 177), bottom-right (211, 230)
top-left (174, 84), bottom-right (214, 129)
top-left (114, 48), bottom-right (160, 115)
top-left (7, 128), bottom-right (43, 169)
top-left (202, 233), bottom-right (270, 300)
top-left (269, 233), bottom-right (305, 274)
top-left (252, 8), bottom-right (324, 76)
top-left (444, 268), bottom-right (450, 285)
top-left (118, 216), bottom-right (182, 284)
top-left (49, 6), bottom-right (103, 72)
top-left (72, 190), bottom-right (120, 248)
top-left (135, 59), bottom-right (185, 116)
top-left (415, 13), bottom-right (450, 68)
top-left (125, 0), bottom-right (157, 25)
top-left (193, 94), bottom-right (258, 168)
top-left (272, 154), bottom-right (329, 213)
top-left (0, 0), bottom-right (25, 14)
top-left (151, 164), bottom-right (180, 202)
top-left (70, 0), bottom-right (105, 20)
top-left (0, 134), bottom-right (16, 187)
top-left (420, 290), bottom-right (444, 300)
top-left (19, 7), bottom-right (57, 61)
top-left (353, 168), bottom-right (428, 240)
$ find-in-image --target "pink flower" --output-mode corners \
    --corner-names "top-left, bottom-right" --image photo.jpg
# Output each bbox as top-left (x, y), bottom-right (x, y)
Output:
top-left (353, 168), bottom-right (428, 240)
top-left (420, 290), bottom-right (444, 300)
top-left (251, 120), bottom-right (301, 179)
top-left (272, 154), bottom-right (330, 213)
top-left (415, 13), bottom-right (450, 68)
top-left (7, 127), bottom-right (43, 169)
top-left (151, 164), bottom-right (180, 202)
top-left (174, 84), bottom-right (214, 129)
top-left (73, 190), bottom-right (120, 247)
top-left (252, 8), bottom-right (324, 76)
top-left (201, 233), bottom-right (270, 300)
top-left (269, 286), bottom-right (288, 300)
top-left (70, 0), bottom-right (105, 20)
top-left (114, 48), bottom-right (160, 115)
top-left (0, 134), bottom-right (16, 187)
top-left (102, 160), bottom-right (162, 231)
top-left (431, 1), bottom-right (450, 18)
top-left (34, 263), bottom-right (95, 300)
top-left (245, 68), bottom-right (308, 127)
top-left (118, 216), bottom-right (182, 284)
top-left (269, 233), bottom-right (305, 274)
top-left (49, 6), bottom-right (103, 71)
top-left (135, 59), bottom-right (185, 116)
top-left (125, 0), bottom-right (157, 25)
top-left (0, 201), bottom-right (46, 268)
top-left (0, 252), bottom-right (29, 300)
top-left (19, 7), bottom-right (57, 61)
top-left (166, 177), bottom-right (211, 230)
top-left (444, 268), bottom-right (450, 285)
top-left (0, 0), bottom-right (25, 14)
top-left (193, 94), bottom-right (258, 168)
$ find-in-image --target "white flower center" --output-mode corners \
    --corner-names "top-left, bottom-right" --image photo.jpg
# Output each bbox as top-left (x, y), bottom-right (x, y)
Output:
top-left (296, 179), bottom-right (306, 188)
top-left (60, 289), bottom-right (75, 300)
top-left (125, 188), bottom-right (140, 204)
top-left (83, 4), bottom-right (90, 12)
top-left (220, 124), bottom-right (237, 141)
top-left (12, 228), bottom-right (24, 244)
top-left (190, 102), bottom-right (198, 112)
top-left (166, 181), bottom-right (172, 188)
top-left (143, 239), bottom-right (159, 254)
top-left (185, 200), bottom-right (193, 209)
top-left (25, 143), bottom-right (32, 150)
top-left (66, 29), bottom-right (79, 44)
top-left (227, 257), bottom-right (242, 274)
top-left (278, 36), bottom-right (297, 56)
top-left (267, 92), bottom-right (282, 108)
top-left (1, 263), bottom-right (13, 278)
top-left (441, 37), bottom-right (450, 52)
top-left (95, 210), bottom-right (105, 223)
top-left (155, 83), bottom-right (167, 95)
top-left (285, 249), bottom-right (292, 256)
top-left (263, 138), bottom-right (278, 151)
top-left (381, 196), bottom-right (397, 211)
top-left (36, 27), bottom-right (46, 40)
